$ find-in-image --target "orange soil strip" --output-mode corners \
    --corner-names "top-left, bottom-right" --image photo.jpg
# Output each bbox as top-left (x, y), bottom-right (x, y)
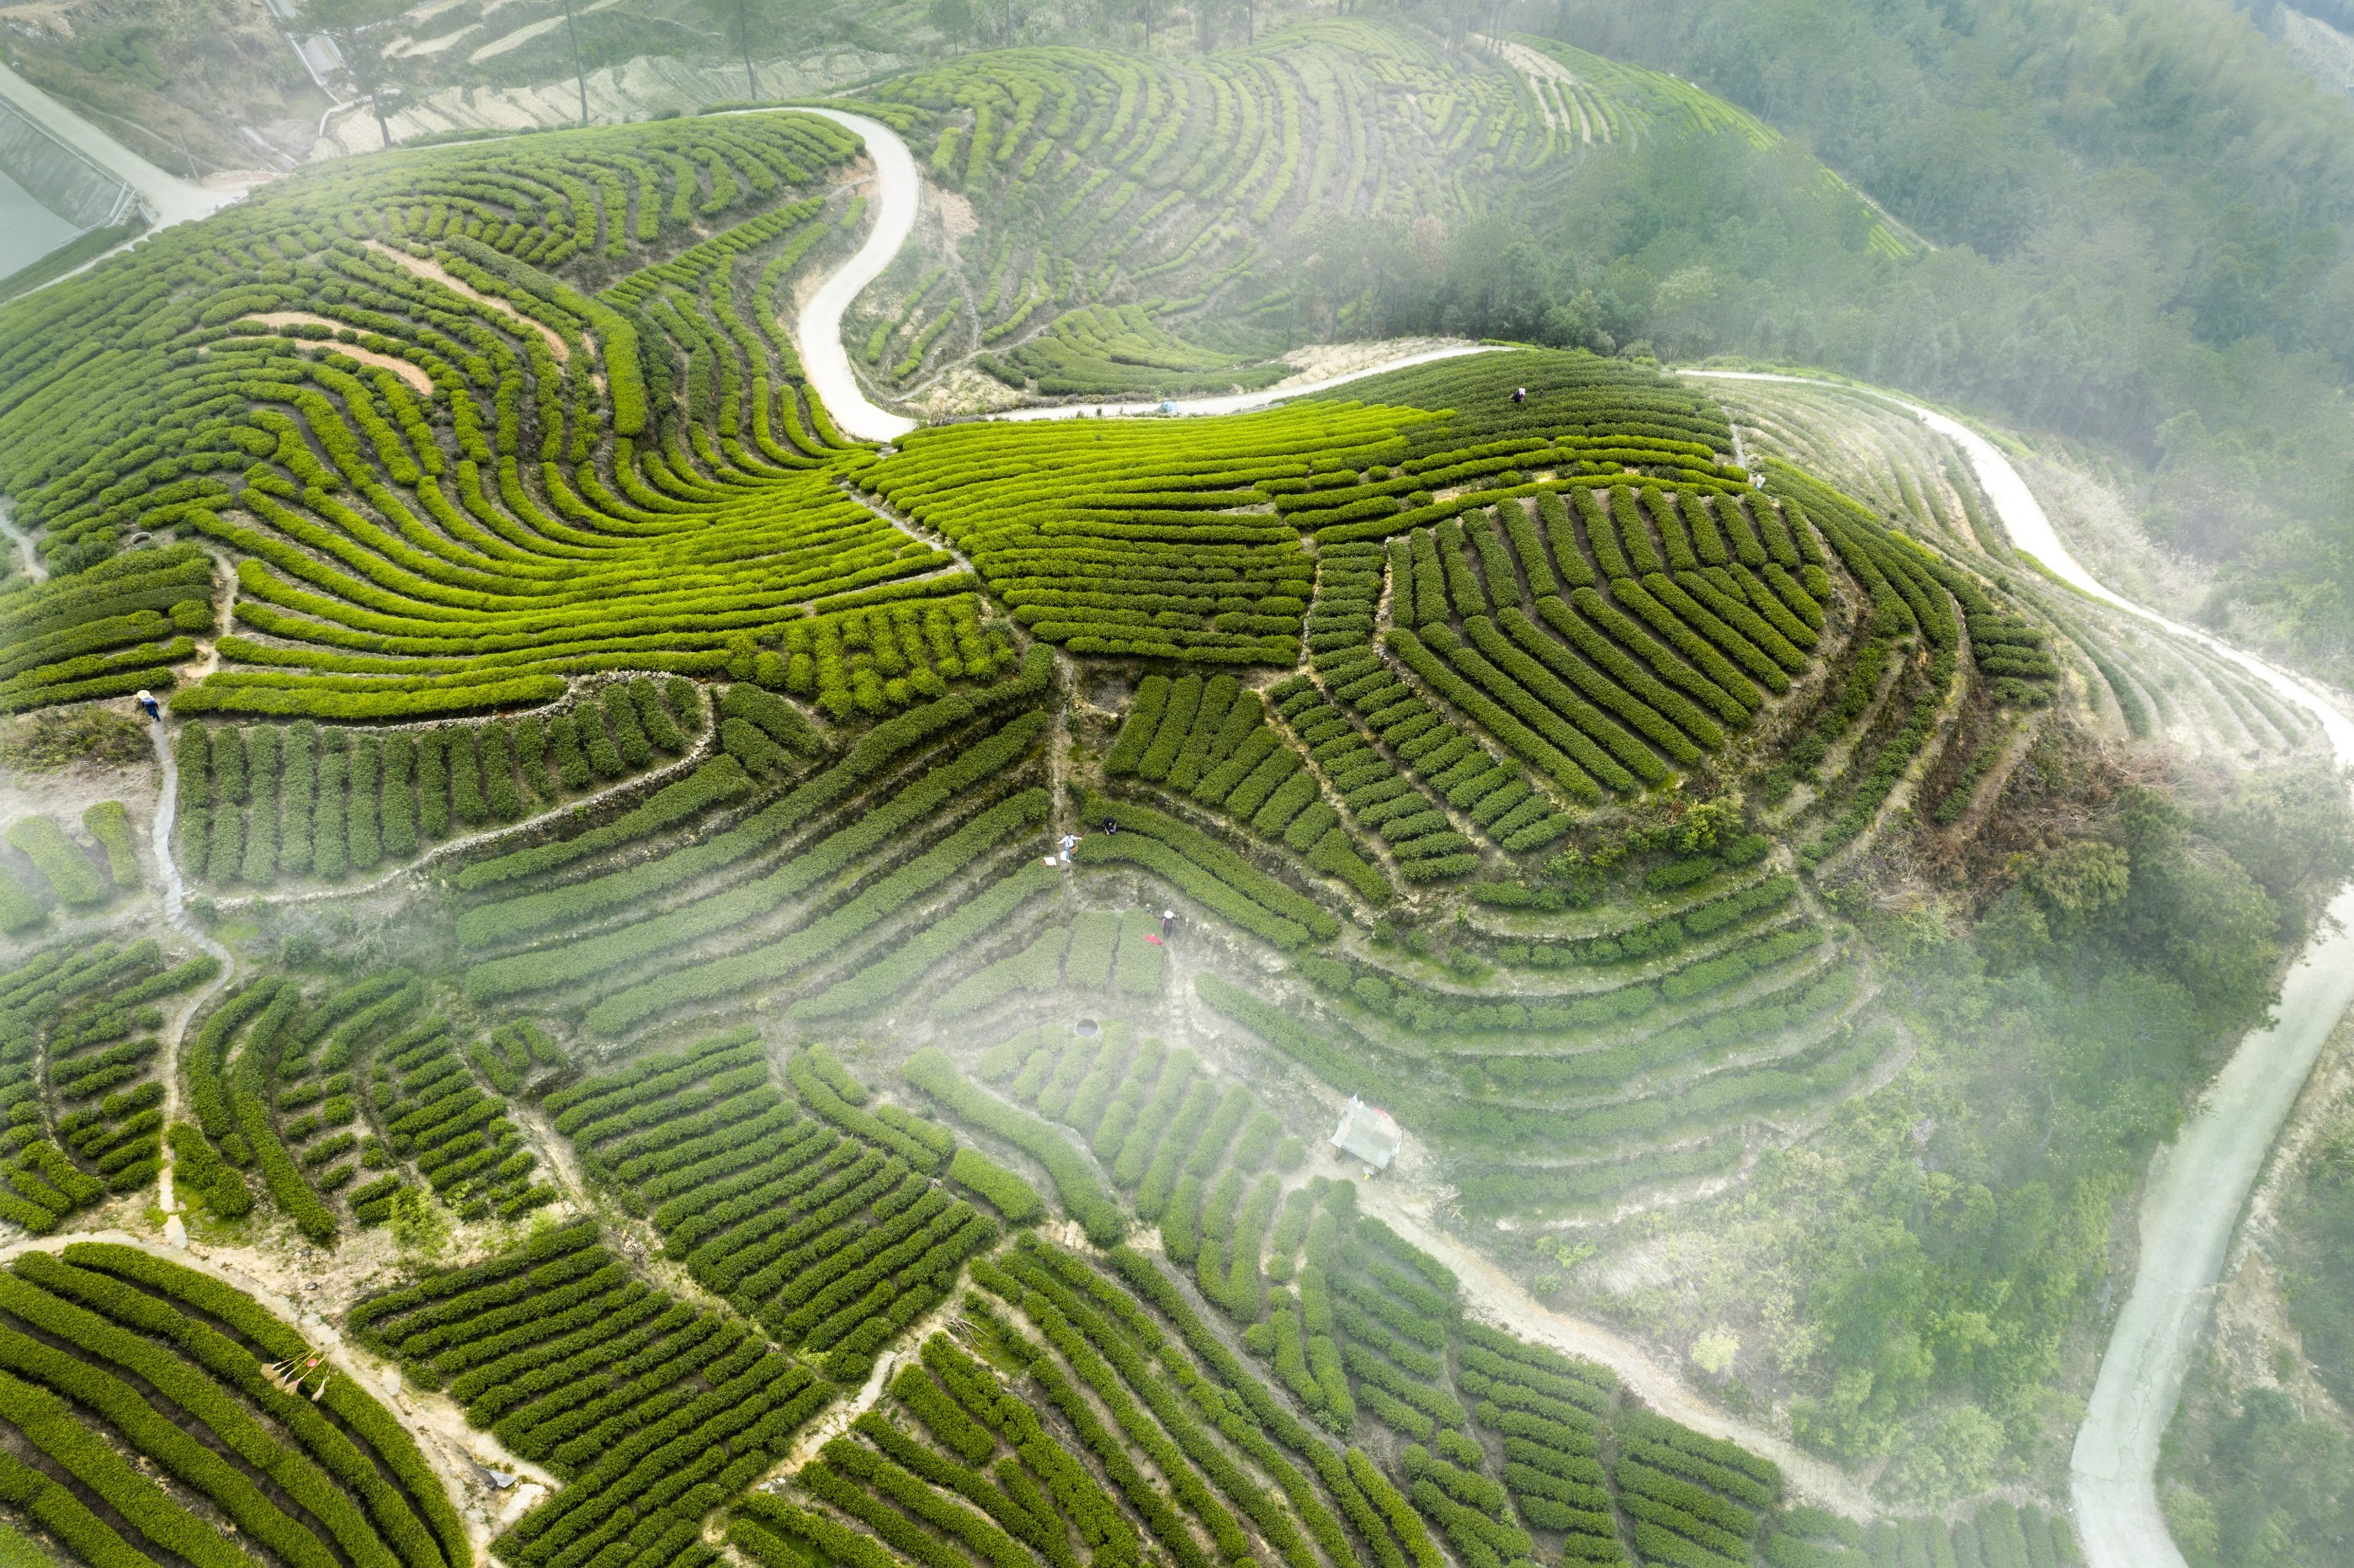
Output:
top-left (240, 314), bottom-right (436, 394)
top-left (365, 240), bottom-right (571, 362)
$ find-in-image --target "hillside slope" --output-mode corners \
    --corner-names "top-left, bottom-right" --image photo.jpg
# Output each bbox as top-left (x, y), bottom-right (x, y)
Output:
top-left (823, 22), bottom-right (1914, 412)
top-left (0, 37), bottom-right (2347, 1560)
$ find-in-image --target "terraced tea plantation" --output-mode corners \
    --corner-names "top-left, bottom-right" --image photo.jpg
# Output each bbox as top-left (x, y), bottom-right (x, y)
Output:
top-left (0, 1243), bottom-right (470, 1568)
top-left (171, 677), bottom-right (716, 889)
top-left (331, 1029), bottom-right (1913, 1568)
top-left (0, 942), bottom-right (216, 1229)
top-left (0, 112), bottom-right (998, 724)
top-left (0, 33), bottom-right (2150, 1566)
top-left (843, 22), bottom-right (1919, 403)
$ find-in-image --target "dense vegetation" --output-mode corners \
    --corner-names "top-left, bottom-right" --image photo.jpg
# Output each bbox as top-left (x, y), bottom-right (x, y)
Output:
top-left (169, 677), bottom-right (711, 887)
top-left (2159, 1085), bottom-right (2354, 1567)
top-left (841, 20), bottom-right (1915, 402)
top-left (0, 942), bottom-right (215, 1228)
top-left (0, 111), bottom-right (1002, 722)
top-left (1490, 0), bottom-right (2354, 683)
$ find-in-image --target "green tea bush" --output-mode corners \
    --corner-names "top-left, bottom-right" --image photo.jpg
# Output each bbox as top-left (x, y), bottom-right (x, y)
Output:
top-left (457, 755), bottom-right (752, 890)
top-left (905, 1048), bottom-right (1123, 1243)
top-left (1079, 795), bottom-right (1336, 949)
top-left (351, 1215), bottom-right (828, 1563)
top-left (946, 1146), bottom-right (1042, 1223)
top-left (460, 671), bottom-right (1045, 958)
top-left (1108, 907), bottom-right (1166, 996)
top-left (5, 816), bottom-right (109, 907)
top-left (79, 801), bottom-right (140, 889)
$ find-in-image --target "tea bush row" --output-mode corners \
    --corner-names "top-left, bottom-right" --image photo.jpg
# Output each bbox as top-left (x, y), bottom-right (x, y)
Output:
top-left (554, 1034), bottom-right (991, 1379)
top-left (33, 1242), bottom-right (470, 1568)
top-left (1110, 669), bottom-right (1391, 900)
top-left (458, 656), bottom-right (1046, 976)
top-left (173, 679), bottom-right (700, 886)
top-left (0, 944), bottom-right (211, 1223)
top-left (1313, 642), bottom-right (1567, 863)
top-left (350, 1220), bottom-right (829, 1568)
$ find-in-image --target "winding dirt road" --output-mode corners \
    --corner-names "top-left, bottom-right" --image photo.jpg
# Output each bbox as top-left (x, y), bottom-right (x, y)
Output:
top-left (982, 344), bottom-right (1506, 422)
top-left (1689, 369), bottom-right (2354, 1568)
top-left (789, 113), bottom-right (1504, 433)
top-left (792, 109), bottom-right (920, 444)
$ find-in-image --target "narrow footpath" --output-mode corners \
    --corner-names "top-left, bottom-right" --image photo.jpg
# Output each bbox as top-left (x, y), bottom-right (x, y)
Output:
top-left (146, 715), bottom-right (234, 1241)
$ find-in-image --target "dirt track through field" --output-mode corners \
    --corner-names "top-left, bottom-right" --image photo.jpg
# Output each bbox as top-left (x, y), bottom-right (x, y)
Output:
top-left (146, 715), bottom-right (233, 1230)
top-left (1688, 369), bottom-right (2354, 1568)
top-left (0, 1227), bottom-right (541, 1552)
top-left (1360, 1187), bottom-right (1878, 1515)
top-left (0, 505), bottom-right (45, 583)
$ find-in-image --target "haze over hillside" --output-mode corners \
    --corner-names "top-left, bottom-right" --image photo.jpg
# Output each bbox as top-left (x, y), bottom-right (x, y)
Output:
top-left (0, 5), bottom-right (2351, 1568)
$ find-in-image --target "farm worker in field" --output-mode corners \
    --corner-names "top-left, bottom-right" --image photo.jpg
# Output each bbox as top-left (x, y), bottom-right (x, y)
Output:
top-left (134, 689), bottom-right (160, 720)
top-left (1512, 386), bottom-right (1527, 405)
top-left (1058, 833), bottom-right (1078, 865)
top-left (1161, 908), bottom-right (1176, 940)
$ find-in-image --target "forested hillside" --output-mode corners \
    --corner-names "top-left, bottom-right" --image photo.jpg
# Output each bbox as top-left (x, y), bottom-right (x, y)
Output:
top-left (1517, 0), bottom-right (2354, 683)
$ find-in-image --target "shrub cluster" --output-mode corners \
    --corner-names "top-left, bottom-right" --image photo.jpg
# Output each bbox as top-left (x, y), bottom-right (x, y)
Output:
top-left (1458, 1324), bottom-right (1624, 1559)
top-left (456, 753), bottom-right (752, 890)
top-left (587, 785), bottom-right (1053, 1034)
top-left (789, 1044), bottom-right (954, 1174)
top-left (1804, 650), bottom-right (1958, 868)
top-left (945, 1145), bottom-right (1043, 1223)
top-left (1480, 874), bottom-right (1799, 970)
top-left (0, 111), bottom-right (1014, 723)
top-left (0, 545), bottom-right (210, 715)
top-left (1388, 501), bottom-right (1781, 797)
top-left (0, 942), bottom-right (204, 1225)
top-left (789, 858), bottom-right (1062, 1021)
top-left (1292, 917), bottom-right (1825, 1039)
